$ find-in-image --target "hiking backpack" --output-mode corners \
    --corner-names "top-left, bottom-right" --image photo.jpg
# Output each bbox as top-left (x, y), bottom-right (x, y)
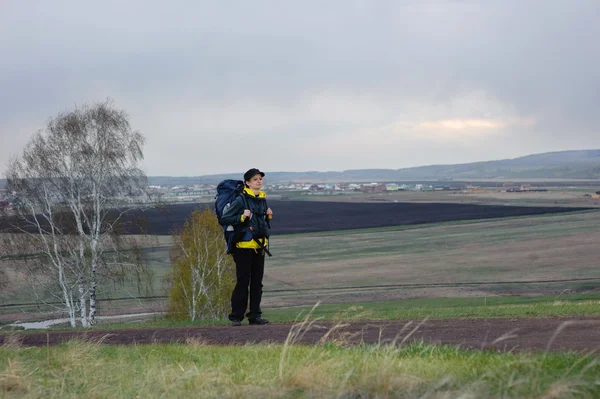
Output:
top-left (215, 179), bottom-right (248, 254)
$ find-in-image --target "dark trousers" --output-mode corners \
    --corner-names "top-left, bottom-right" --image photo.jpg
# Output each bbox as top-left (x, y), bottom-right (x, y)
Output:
top-left (229, 248), bottom-right (265, 321)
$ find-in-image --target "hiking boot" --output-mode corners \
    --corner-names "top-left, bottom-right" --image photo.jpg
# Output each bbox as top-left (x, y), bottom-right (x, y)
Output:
top-left (248, 317), bottom-right (269, 325)
top-left (231, 320), bottom-right (242, 327)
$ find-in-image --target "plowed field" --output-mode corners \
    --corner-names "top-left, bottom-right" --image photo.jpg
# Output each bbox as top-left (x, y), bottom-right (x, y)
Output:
top-left (125, 201), bottom-right (589, 235)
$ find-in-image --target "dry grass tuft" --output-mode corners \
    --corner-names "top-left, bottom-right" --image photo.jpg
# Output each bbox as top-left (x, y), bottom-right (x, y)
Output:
top-left (281, 361), bottom-right (338, 391)
top-left (184, 336), bottom-right (209, 346)
top-left (59, 335), bottom-right (114, 366)
top-left (2, 334), bottom-right (23, 348)
top-left (0, 359), bottom-right (29, 395)
top-left (277, 303), bottom-right (457, 397)
top-left (542, 380), bottom-right (585, 399)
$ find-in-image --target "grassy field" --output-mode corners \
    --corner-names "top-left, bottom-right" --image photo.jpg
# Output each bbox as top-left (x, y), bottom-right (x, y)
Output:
top-left (138, 295), bottom-right (600, 328)
top-left (3, 210), bottom-right (600, 321)
top-left (267, 295), bottom-right (600, 322)
top-left (2, 339), bottom-right (600, 398)
top-left (261, 210), bottom-right (600, 306)
top-left (16, 293), bottom-right (599, 331)
top-left (150, 209), bottom-right (600, 305)
top-left (3, 207), bottom-right (600, 398)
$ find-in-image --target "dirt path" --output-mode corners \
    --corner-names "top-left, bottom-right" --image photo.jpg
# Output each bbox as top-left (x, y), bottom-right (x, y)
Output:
top-left (3, 317), bottom-right (600, 352)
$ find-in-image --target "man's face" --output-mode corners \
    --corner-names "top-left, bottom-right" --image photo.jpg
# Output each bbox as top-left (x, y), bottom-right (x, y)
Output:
top-left (246, 174), bottom-right (263, 191)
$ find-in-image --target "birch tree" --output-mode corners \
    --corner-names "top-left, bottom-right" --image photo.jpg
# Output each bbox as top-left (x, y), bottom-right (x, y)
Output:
top-left (0, 235), bottom-right (8, 293)
top-left (0, 260), bottom-right (8, 296)
top-left (167, 209), bottom-right (236, 321)
top-left (3, 100), bottom-right (150, 327)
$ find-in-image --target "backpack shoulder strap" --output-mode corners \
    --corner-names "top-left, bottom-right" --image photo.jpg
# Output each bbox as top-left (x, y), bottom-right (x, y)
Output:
top-left (240, 191), bottom-right (249, 210)
top-left (264, 198), bottom-right (271, 229)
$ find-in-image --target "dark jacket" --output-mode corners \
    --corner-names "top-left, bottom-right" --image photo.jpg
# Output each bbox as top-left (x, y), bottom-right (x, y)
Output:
top-left (221, 187), bottom-right (271, 249)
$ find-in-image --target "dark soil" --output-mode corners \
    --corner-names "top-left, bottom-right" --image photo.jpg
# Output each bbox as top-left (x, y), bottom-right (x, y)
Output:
top-left (4, 317), bottom-right (600, 352)
top-left (2, 201), bottom-right (590, 236)
top-left (119, 201), bottom-right (591, 235)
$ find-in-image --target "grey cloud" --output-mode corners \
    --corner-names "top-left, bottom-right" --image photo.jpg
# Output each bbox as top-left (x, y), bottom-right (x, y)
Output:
top-left (1, 0), bottom-right (599, 175)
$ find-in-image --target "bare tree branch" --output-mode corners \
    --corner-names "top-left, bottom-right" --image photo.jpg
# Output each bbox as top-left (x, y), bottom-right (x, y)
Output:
top-left (3, 100), bottom-right (152, 327)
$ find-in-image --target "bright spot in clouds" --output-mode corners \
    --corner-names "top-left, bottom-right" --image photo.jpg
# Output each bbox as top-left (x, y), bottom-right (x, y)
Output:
top-left (419, 119), bottom-right (506, 130)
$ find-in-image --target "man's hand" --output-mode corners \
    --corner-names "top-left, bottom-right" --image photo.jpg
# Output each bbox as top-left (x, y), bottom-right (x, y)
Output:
top-left (267, 208), bottom-right (273, 216)
top-left (243, 209), bottom-right (252, 218)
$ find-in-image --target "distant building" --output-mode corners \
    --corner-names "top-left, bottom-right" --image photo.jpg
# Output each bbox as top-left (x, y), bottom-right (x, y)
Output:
top-left (360, 184), bottom-right (386, 193)
top-left (501, 182), bottom-right (519, 192)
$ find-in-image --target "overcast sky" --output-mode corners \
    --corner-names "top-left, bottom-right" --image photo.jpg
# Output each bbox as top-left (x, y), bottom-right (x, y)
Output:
top-left (1, 1), bottom-right (599, 177)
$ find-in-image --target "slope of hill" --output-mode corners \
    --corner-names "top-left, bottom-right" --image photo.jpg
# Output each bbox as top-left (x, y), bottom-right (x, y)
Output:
top-left (4, 150), bottom-right (598, 188)
top-left (148, 150), bottom-right (600, 184)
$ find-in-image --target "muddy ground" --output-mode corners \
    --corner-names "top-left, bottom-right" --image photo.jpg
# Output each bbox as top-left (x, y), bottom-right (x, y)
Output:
top-left (3, 317), bottom-right (600, 353)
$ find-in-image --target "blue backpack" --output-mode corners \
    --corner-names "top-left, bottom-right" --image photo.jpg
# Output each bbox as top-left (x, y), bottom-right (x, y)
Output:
top-left (215, 180), bottom-right (248, 254)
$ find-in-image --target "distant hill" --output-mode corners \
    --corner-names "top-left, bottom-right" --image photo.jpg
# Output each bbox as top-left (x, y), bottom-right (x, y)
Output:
top-left (3, 150), bottom-right (599, 188)
top-left (149, 149), bottom-right (600, 185)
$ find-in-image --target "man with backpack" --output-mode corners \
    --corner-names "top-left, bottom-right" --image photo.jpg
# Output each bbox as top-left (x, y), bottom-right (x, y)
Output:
top-left (219, 168), bottom-right (273, 326)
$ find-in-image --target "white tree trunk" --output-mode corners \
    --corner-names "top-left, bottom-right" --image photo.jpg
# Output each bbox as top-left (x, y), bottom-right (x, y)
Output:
top-left (58, 266), bottom-right (77, 328)
top-left (89, 268), bottom-right (97, 325)
top-left (79, 283), bottom-right (88, 327)
top-left (191, 275), bottom-right (197, 321)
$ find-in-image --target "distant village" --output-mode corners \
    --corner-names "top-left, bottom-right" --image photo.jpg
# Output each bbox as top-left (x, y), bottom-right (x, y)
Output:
top-left (138, 181), bottom-right (550, 203)
top-left (4, 180), bottom-right (600, 208)
top-left (143, 182), bottom-right (461, 203)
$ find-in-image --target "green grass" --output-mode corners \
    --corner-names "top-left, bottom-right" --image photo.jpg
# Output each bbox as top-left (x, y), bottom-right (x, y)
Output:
top-left (266, 293), bottom-right (600, 322)
top-left (2, 340), bottom-right (600, 398)
top-left (22, 293), bottom-right (599, 332)
top-left (267, 298), bottom-right (600, 322)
